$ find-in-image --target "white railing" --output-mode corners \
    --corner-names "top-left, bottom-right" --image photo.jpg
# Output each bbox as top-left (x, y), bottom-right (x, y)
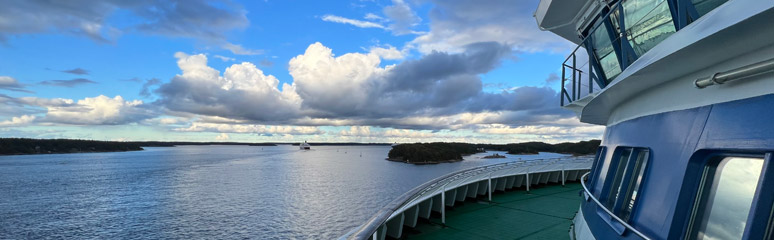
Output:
top-left (343, 156), bottom-right (594, 240)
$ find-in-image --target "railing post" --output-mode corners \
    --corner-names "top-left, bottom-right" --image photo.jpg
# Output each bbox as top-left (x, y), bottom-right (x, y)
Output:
top-left (561, 164), bottom-right (566, 187)
top-left (488, 172), bottom-right (492, 202)
top-left (572, 54), bottom-right (577, 101)
top-left (526, 167), bottom-right (530, 192)
top-left (561, 64), bottom-right (566, 106)
top-left (441, 186), bottom-right (446, 225)
top-left (589, 61), bottom-right (594, 94)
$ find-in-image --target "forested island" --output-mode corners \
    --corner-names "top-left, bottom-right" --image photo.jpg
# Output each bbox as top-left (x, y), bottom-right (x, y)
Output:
top-left (0, 138), bottom-right (144, 155)
top-left (388, 140), bottom-right (601, 164)
top-left (0, 138), bottom-right (278, 155)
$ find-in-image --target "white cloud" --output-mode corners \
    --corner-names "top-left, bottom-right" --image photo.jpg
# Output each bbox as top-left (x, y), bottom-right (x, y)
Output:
top-left (156, 52), bottom-right (301, 122)
top-left (215, 133), bottom-right (230, 140)
top-left (369, 45), bottom-right (405, 60)
top-left (213, 55), bottom-right (236, 62)
top-left (364, 13), bottom-right (384, 21)
top-left (0, 115), bottom-right (36, 127)
top-left (44, 95), bottom-right (151, 125)
top-left (407, 0), bottom-right (572, 54)
top-left (0, 76), bottom-right (29, 92)
top-left (321, 15), bottom-right (386, 29)
top-left (175, 122), bottom-right (324, 135)
top-left (221, 42), bottom-right (264, 55)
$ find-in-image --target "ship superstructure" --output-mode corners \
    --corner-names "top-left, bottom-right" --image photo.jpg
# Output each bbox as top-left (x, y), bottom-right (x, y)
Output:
top-left (536, 0), bottom-right (774, 239)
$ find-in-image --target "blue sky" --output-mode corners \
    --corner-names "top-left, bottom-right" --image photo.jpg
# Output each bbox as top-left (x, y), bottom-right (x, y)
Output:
top-left (0, 0), bottom-right (602, 143)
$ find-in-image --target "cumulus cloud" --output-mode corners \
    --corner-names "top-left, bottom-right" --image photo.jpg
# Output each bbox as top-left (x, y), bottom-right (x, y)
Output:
top-left (139, 78), bottom-right (162, 97)
top-left (290, 41), bottom-right (523, 119)
top-left (408, 0), bottom-right (572, 54)
top-left (18, 95), bottom-right (153, 125)
top-left (40, 78), bottom-right (97, 87)
top-left (321, 15), bottom-right (386, 29)
top-left (215, 133), bottom-right (230, 140)
top-left (369, 46), bottom-right (405, 60)
top-left (0, 115), bottom-right (36, 127)
top-left (0, 76), bottom-right (31, 92)
top-left (155, 52), bottom-right (301, 122)
top-left (150, 42), bottom-right (566, 131)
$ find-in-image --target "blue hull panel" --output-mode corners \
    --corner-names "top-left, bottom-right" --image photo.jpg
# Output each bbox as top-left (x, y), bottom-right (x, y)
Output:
top-left (582, 93), bottom-right (774, 239)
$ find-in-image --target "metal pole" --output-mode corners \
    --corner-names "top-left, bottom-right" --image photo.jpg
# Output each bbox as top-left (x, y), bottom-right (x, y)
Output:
top-left (695, 57), bottom-right (774, 88)
top-left (441, 186), bottom-right (446, 224)
top-left (572, 54), bottom-right (577, 101)
top-left (561, 164), bottom-right (566, 187)
top-left (488, 173), bottom-right (492, 202)
top-left (589, 62), bottom-right (594, 94)
top-left (526, 168), bottom-right (530, 192)
top-left (561, 64), bottom-right (566, 106)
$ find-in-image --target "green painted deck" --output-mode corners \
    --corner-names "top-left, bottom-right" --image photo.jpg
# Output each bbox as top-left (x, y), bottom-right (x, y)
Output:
top-left (402, 183), bottom-right (583, 240)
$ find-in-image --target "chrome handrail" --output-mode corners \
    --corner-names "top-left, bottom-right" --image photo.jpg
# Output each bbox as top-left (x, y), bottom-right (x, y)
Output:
top-left (580, 172), bottom-right (651, 240)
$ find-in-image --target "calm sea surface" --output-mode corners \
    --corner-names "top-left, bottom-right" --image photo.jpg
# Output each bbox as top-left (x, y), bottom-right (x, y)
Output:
top-left (0, 145), bottom-right (568, 239)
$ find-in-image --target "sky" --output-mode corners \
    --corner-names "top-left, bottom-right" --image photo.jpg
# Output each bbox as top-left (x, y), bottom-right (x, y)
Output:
top-left (0, 0), bottom-right (604, 143)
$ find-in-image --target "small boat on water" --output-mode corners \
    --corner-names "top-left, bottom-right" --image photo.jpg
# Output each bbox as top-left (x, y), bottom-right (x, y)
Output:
top-left (299, 141), bottom-right (311, 150)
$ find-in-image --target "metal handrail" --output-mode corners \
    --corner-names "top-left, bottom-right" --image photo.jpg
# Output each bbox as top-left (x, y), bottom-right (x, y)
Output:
top-left (346, 157), bottom-right (593, 239)
top-left (694, 57), bottom-right (774, 88)
top-left (580, 172), bottom-right (651, 240)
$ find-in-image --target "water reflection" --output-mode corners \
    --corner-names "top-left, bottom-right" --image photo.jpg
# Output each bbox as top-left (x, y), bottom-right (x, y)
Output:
top-left (0, 145), bottom-right (568, 239)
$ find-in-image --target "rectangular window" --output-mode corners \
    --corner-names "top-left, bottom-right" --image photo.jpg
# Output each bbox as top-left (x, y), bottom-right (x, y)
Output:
top-left (589, 20), bottom-right (622, 82)
top-left (603, 147), bottom-right (649, 221)
top-left (590, 147), bottom-right (607, 189)
top-left (689, 156), bottom-right (764, 240)
top-left (622, 0), bottom-right (676, 56)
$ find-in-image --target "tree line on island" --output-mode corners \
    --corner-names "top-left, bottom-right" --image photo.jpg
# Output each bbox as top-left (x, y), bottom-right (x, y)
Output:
top-left (0, 138), bottom-right (277, 155)
top-left (388, 140), bottom-right (601, 164)
top-left (0, 138), bottom-right (600, 160)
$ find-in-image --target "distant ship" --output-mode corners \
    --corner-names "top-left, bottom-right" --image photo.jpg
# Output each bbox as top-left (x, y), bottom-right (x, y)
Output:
top-left (299, 141), bottom-right (311, 150)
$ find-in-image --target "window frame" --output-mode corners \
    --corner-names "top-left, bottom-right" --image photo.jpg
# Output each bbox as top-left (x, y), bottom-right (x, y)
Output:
top-left (598, 146), bottom-right (651, 228)
top-left (589, 146), bottom-right (608, 190)
top-left (681, 152), bottom-right (774, 240)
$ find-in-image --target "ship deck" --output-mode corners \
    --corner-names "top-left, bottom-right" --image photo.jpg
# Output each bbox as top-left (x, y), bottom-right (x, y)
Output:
top-left (402, 182), bottom-right (583, 240)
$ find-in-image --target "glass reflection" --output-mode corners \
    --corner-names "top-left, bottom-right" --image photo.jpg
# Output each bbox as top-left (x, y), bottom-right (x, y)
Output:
top-left (590, 20), bottom-right (622, 82)
top-left (623, 0), bottom-right (676, 56)
top-left (621, 150), bottom-right (648, 221)
top-left (694, 157), bottom-right (763, 240)
top-left (605, 149), bottom-right (631, 208)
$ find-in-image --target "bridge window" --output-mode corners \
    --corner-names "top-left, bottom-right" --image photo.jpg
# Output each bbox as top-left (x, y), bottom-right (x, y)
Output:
top-left (622, 0), bottom-right (676, 56)
top-left (590, 21), bottom-right (622, 81)
top-left (689, 156), bottom-right (763, 240)
top-left (604, 147), bottom-right (649, 221)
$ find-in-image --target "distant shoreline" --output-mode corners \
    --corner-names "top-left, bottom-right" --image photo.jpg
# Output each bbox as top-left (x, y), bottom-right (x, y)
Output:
top-left (388, 141), bottom-right (600, 164)
top-left (0, 138), bottom-right (394, 156)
